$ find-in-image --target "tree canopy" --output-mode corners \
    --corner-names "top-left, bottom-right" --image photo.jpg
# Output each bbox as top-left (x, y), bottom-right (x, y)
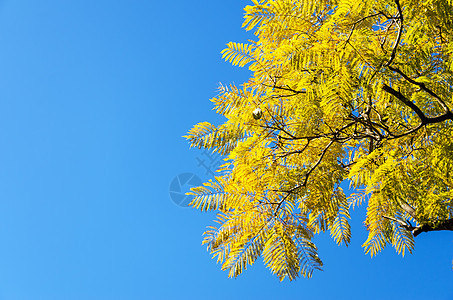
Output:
top-left (185, 0), bottom-right (453, 281)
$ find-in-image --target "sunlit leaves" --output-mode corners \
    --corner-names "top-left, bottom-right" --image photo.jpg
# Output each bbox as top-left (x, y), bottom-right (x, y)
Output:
top-left (391, 216), bottom-right (415, 256)
top-left (186, 0), bottom-right (453, 280)
top-left (330, 188), bottom-right (351, 246)
top-left (221, 42), bottom-right (259, 69)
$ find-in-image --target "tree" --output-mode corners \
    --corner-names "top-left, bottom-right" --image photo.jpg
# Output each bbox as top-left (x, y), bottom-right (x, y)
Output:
top-left (185, 0), bottom-right (453, 281)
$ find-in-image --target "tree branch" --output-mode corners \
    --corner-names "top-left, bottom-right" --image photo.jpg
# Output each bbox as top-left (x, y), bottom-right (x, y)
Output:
top-left (387, 65), bottom-right (451, 113)
top-left (382, 84), bottom-right (453, 125)
top-left (382, 84), bottom-right (427, 122)
top-left (274, 140), bottom-right (334, 216)
top-left (384, 216), bottom-right (453, 237)
top-left (344, 12), bottom-right (384, 46)
top-left (384, 0), bottom-right (403, 67)
top-left (412, 219), bottom-right (453, 237)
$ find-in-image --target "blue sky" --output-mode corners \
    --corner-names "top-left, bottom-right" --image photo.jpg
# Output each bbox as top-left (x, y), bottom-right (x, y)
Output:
top-left (0, 1), bottom-right (451, 299)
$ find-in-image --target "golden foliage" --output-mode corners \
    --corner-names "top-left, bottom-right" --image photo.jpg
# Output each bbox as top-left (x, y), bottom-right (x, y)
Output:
top-left (186, 0), bottom-right (453, 280)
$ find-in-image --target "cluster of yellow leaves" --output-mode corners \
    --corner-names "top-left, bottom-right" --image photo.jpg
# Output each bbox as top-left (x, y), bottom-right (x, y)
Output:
top-left (186, 0), bottom-right (453, 280)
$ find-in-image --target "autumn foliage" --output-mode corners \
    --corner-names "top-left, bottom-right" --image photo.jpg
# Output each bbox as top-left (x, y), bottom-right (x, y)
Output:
top-left (185, 0), bottom-right (453, 280)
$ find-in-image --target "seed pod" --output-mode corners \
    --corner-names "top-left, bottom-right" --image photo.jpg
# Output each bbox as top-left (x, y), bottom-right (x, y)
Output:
top-left (252, 107), bottom-right (262, 120)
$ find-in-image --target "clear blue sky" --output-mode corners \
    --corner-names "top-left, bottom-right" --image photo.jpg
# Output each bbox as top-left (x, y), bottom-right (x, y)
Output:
top-left (0, 1), bottom-right (451, 299)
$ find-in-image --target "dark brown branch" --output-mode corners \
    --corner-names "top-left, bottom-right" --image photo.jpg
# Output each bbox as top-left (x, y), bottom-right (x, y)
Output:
top-left (384, 216), bottom-right (453, 237)
top-left (382, 84), bottom-right (427, 121)
top-left (263, 83), bottom-right (306, 95)
top-left (382, 84), bottom-right (453, 124)
top-left (384, 0), bottom-right (403, 67)
top-left (379, 18), bottom-right (396, 52)
top-left (388, 123), bottom-right (424, 140)
top-left (274, 140), bottom-right (311, 159)
top-left (274, 140), bottom-right (334, 216)
top-left (345, 12), bottom-right (384, 46)
top-left (412, 219), bottom-right (453, 237)
top-left (387, 65), bottom-right (451, 112)
top-left (303, 140), bottom-right (334, 186)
